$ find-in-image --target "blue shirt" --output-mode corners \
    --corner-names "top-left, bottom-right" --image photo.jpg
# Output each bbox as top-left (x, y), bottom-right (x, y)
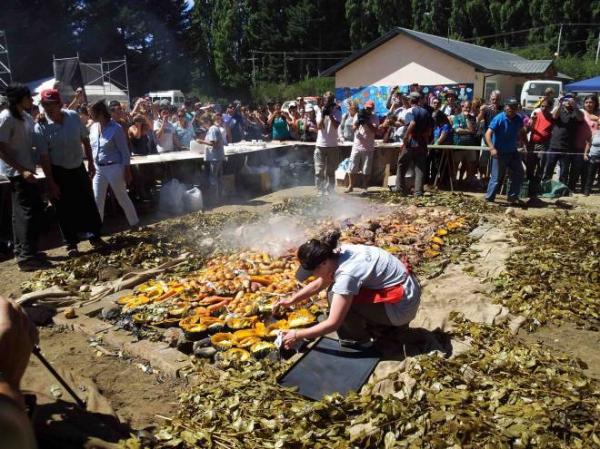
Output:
top-left (433, 124), bottom-right (452, 144)
top-left (489, 112), bottom-right (524, 153)
top-left (89, 120), bottom-right (130, 166)
top-left (175, 122), bottom-right (195, 149)
top-left (35, 109), bottom-right (88, 169)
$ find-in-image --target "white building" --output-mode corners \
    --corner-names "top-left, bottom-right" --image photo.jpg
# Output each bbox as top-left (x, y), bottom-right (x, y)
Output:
top-left (322, 28), bottom-right (569, 107)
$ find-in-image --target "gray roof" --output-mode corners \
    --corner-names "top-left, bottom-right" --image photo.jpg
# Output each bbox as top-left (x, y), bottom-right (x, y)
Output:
top-left (322, 28), bottom-right (557, 77)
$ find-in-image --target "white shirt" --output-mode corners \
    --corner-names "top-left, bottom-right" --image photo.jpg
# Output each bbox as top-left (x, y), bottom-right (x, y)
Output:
top-left (0, 109), bottom-right (36, 177)
top-left (154, 119), bottom-right (176, 153)
top-left (315, 105), bottom-right (341, 147)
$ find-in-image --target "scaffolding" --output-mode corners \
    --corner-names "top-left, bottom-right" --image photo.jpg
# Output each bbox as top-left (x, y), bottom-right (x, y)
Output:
top-left (53, 54), bottom-right (130, 105)
top-left (0, 30), bottom-right (12, 89)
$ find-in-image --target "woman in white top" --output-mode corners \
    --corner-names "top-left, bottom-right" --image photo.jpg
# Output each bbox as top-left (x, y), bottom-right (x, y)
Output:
top-left (89, 100), bottom-right (139, 228)
top-left (276, 230), bottom-right (421, 349)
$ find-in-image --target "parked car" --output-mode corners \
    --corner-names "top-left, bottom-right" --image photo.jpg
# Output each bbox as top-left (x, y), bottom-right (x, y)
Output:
top-left (520, 80), bottom-right (563, 110)
top-left (148, 90), bottom-right (186, 108)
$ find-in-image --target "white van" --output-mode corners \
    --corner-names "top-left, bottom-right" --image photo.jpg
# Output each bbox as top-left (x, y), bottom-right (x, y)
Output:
top-left (520, 80), bottom-right (563, 110)
top-left (148, 90), bottom-right (186, 107)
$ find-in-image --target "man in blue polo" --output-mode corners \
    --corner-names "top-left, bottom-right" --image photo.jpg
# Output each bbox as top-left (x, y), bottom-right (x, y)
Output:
top-left (484, 98), bottom-right (527, 203)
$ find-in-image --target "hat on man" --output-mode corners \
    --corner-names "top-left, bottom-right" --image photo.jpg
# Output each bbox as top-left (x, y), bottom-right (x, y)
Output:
top-left (364, 100), bottom-right (375, 108)
top-left (408, 91), bottom-right (421, 100)
top-left (305, 105), bottom-right (314, 112)
top-left (40, 89), bottom-right (62, 104)
top-left (445, 89), bottom-right (456, 97)
top-left (505, 98), bottom-right (519, 107)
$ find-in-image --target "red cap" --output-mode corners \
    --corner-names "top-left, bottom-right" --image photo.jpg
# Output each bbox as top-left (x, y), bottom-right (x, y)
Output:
top-left (40, 89), bottom-right (62, 104)
top-left (364, 100), bottom-right (375, 108)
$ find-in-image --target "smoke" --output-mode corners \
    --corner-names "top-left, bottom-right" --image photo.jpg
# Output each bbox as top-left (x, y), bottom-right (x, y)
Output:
top-left (219, 195), bottom-right (394, 257)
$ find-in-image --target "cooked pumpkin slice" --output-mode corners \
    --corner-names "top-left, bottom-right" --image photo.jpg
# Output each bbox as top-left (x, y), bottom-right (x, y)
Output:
top-left (287, 309), bottom-right (316, 328)
top-left (233, 328), bottom-right (258, 341)
top-left (219, 348), bottom-right (251, 362)
top-left (226, 315), bottom-right (258, 330)
top-left (236, 336), bottom-right (261, 348)
top-left (250, 341), bottom-right (277, 358)
top-left (211, 332), bottom-right (235, 351)
top-left (266, 320), bottom-right (289, 337)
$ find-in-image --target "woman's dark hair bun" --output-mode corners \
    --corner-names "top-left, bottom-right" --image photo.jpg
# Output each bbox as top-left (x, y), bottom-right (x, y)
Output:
top-left (320, 230), bottom-right (341, 250)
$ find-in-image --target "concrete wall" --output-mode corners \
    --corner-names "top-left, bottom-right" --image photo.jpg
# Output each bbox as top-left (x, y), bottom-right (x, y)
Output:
top-left (335, 34), bottom-right (476, 88)
top-left (475, 73), bottom-right (529, 101)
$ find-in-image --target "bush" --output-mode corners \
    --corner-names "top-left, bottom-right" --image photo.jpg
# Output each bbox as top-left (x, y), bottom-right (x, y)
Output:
top-left (250, 77), bottom-right (335, 104)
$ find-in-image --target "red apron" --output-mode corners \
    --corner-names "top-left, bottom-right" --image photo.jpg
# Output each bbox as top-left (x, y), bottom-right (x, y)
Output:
top-left (353, 256), bottom-right (412, 305)
top-left (353, 283), bottom-right (405, 305)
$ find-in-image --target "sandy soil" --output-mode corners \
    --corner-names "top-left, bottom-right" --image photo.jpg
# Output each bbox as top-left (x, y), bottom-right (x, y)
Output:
top-left (22, 327), bottom-right (184, 448)
top-left (1, 185), bottom-right (599, 446)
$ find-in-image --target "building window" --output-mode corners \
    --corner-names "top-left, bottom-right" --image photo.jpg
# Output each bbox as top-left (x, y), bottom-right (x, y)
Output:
top-left (484, 81), bottom-right (498, 100)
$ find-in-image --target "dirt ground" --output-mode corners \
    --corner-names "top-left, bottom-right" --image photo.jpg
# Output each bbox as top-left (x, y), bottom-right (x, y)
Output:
top-left (22, 327), bottom-right (185, 448)
top-left (1, 185), bottom-right (599, 446)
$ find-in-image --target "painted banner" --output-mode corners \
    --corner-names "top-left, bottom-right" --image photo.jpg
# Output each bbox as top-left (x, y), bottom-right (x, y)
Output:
top-left (335, 83), bottom-right (474, 115)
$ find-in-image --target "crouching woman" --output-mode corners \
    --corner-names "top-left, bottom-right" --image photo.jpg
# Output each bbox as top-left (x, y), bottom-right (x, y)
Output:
top-left (276, 231), bottom-right (421, 349)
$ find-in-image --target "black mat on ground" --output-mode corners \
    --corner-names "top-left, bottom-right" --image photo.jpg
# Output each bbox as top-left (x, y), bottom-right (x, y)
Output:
top-left (278, 337), bottom-right (381, 401)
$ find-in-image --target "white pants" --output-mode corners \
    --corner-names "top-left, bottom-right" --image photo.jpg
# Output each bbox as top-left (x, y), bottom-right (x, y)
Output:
top-left (93, 164), bottom-right (139, 226)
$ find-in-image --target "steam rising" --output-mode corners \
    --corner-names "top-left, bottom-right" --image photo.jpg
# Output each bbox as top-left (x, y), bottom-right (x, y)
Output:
top-left (219, 196), bottom-right (394, 257)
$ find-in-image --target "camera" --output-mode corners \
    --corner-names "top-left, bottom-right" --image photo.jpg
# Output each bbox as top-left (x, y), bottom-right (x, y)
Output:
top-left (356, 108), bottom-right (369, 126)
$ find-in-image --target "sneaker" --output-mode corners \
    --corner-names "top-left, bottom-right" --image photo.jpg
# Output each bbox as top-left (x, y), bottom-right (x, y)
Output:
top-left (507, 197), bottom-right (525, 206)
top-left (66, 245), bottom-right (80, 258)
top-left (359, 190), bottom-right (368, 197)
top-left (344, 187), bottom-right (354, 193)
top-left (338, 338), bottom-right (374, 350)
top-left (89, 237), bottom-right (107, 249)
top-left (18, 258), bottom-right (53, 272)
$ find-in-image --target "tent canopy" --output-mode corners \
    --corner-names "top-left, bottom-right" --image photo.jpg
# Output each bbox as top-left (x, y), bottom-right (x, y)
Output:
top-left (26, 76), bottom-right (129, 106)
top-left (565, 76), bottom-right (600, 92)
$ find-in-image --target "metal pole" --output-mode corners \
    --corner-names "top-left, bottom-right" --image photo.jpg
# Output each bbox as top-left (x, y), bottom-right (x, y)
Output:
top-left (556, 24), bottom-right (563, 57)
top-left (123, 54), bottom-right (130, 106)
top-left (4, 31), bottom-right (12, 83)
top-left (251, 51), bottom-right (256, 86)
top-left (33, 346), bottom-right (86, 408)
top-left (100, 57), bottom-right (105, 99)
top-left (596, 31), bottom-right (600, 64)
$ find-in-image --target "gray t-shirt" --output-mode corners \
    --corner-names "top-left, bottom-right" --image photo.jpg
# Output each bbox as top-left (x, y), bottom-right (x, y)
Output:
top-left (34, 109), bottom-right (88, 169)
top-left (205, 125), bottom-right (225, 161)
top-left (0, 109), bottom-right (36, 177)
top-left (331, 244), bottom-right (420, 326)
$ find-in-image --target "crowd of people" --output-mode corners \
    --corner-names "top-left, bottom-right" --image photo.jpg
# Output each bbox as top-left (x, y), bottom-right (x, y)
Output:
top-left (1, 81), bottom-right (600, 270)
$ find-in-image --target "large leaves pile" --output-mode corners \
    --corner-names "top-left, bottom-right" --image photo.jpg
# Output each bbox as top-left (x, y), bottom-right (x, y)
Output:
top-left (494, 213), bottom-right (600, 330)
top-left (21, 211), bottom-right (258, 294)
top-left (147, 316), bottom-right (600, 448)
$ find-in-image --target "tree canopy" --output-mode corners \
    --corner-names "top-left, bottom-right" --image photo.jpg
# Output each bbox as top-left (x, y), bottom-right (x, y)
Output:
top-left (1, 0), bottom-right (598, 97)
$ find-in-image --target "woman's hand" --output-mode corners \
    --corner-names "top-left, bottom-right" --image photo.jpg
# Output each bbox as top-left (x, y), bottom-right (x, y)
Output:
top-left (281, 330), bottom-right (300, 350)
top-left (272, 296), bottom-right (295, 316)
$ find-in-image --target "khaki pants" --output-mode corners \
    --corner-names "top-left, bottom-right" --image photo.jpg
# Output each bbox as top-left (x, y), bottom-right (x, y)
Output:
top-left (314, 146), bottom-right (341, 192)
